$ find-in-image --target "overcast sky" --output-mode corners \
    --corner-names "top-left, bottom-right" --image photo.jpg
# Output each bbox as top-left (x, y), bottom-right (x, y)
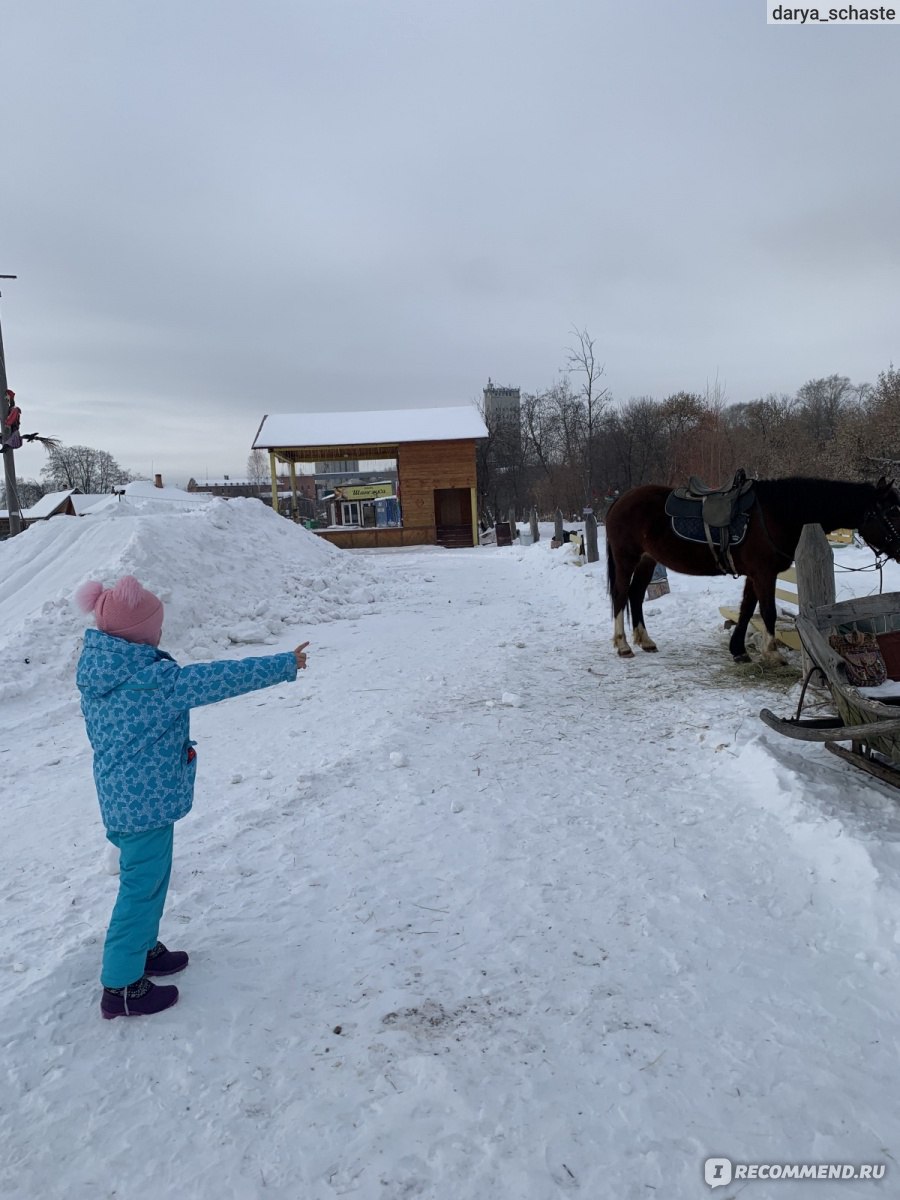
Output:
top-left (3, 0), bottom-right (898, 485)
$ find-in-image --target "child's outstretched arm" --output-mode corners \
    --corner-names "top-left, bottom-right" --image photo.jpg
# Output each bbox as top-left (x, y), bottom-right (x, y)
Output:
top-left (151, 645), bottom-right (308, 713)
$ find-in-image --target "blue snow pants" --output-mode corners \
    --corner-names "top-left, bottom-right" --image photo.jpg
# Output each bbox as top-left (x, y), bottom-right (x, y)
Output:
top-left (101, 824), bottom-right (174, 988)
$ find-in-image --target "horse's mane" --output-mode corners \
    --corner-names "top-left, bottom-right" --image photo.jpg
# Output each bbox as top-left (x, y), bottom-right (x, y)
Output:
top-left (752, 477), bottom-right (878, 527)
top-left (754, 476), bottom-right (874, 489)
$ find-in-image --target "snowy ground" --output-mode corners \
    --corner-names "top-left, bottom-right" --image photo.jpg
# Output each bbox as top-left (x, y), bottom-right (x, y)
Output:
top-left (2, 499), bottom-right (900, 1200)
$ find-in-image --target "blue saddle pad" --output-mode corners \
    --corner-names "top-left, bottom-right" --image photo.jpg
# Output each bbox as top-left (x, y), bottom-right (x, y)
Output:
top-left (670, 514), bottom-right (749, 545)
top-left (664, 492), bottom-right (754, 547)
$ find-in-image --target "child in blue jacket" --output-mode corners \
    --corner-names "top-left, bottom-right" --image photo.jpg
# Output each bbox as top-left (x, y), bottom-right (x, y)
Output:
top-left (76, 575), bottom-right (309, 1019)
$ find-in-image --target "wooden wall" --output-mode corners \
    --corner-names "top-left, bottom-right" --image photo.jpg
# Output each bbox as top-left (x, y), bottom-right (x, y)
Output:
top-left (397, 440), bottom-right (478, 532)
top-left (314, 526), bottom-right (435, 550)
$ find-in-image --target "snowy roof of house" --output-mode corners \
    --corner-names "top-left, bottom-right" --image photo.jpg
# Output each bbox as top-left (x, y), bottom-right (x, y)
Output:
top-left (2, 490), bottom-right (79, 521)
top-left (23, 490), bottom-right (78, 518)
top-left (79, 481), bottom-right (214, 515)
top-left (253, 406), bottom-right (488, 451)
top-left (70, 494), bottom-right (111, 515)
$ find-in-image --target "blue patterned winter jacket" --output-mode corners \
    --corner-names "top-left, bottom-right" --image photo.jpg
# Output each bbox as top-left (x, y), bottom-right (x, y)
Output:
top-left (76, 628), bottom-right (297, 833)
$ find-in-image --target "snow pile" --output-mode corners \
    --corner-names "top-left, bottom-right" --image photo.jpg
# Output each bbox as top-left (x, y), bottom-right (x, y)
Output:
top-left (0, 496), bottom-right (399, 703)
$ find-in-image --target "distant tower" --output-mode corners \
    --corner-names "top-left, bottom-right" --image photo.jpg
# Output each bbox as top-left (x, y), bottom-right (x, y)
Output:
top-left (483, 379), bottom-right (521, 446)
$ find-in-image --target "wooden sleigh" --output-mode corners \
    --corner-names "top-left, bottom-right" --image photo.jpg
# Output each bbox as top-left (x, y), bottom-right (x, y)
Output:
top-left (760, 593), bottom-right (900, 787)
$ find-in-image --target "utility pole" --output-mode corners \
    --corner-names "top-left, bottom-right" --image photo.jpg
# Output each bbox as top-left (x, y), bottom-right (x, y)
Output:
top-left (0, 276), bottom-right (22, 537)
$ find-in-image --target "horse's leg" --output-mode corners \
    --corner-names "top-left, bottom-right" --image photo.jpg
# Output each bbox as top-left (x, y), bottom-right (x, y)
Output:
top-left (629, 555), bottom-right (658, 652)
top-left (728, 577), bottom-right (758, 662)
top-left (610, 550), bottom-right (639, 658)
top-left (753, 573), bottom-right (787, 666)
top-left (613, 608), bottom-right (633, 657)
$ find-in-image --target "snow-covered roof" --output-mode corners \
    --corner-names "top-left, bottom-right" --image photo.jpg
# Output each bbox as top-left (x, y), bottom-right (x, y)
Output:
top-left (70, 494), bottom-right (110, 515)
top-left (75, 495), bottom-right (120, 515)
top-left (78, 481), bottom-right (214, 515)
top-left (254, 406), bottom-right (488, 450)
top-left (20, 490), bottom-right (77, 519)
top-left (122, 481), bottom-right (211, 503)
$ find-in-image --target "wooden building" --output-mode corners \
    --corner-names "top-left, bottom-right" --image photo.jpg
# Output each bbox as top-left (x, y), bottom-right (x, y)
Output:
top-left (252, 406), bottom-right (488, 549)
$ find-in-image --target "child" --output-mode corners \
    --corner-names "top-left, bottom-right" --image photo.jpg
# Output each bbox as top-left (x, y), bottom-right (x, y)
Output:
top-left (75, 575), bottom-right (309, 1019)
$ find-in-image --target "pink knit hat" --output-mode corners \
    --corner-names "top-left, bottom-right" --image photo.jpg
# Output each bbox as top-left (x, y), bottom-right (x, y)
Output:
top-left (75, 575), bottom-right (164, 646)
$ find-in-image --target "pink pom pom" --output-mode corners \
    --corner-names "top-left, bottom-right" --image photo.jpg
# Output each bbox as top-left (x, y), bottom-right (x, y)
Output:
top-left (113, 576), bottom-right (145, 609)
top-left (75, 580), bottom-right (104, 614)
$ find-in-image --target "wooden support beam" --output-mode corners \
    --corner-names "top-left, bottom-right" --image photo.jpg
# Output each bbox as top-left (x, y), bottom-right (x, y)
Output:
top-left (269, 452), bottom-right (279, 514)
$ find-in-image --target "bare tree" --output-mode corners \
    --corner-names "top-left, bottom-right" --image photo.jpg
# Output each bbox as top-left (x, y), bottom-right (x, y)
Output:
top-left (567, 326), bottom-right (609, 507)
top-left (0, 476), bottom-right (45, 510)
top-left (520, 379), bottom-right (586, 514)
top-left (721, 394), bottom-right (797, 476)
top-left (41, 445), bottom-right (134, 493)
top-left (657, 391), bottom-right (707, 484)
top-left (859, 364), bottom-right (900, 475)
top-left (796, 374), bottom-right (853, 443)
top-left (247, 448), bottom-right (269, 494)
top-left (615, 397), bottom-right (667, 487)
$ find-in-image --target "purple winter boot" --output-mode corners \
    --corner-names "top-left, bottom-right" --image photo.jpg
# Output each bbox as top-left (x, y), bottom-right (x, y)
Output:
top-left (144, 941), bottom-right (189, 976)
top-left (101, 976), bottom-right (178, 1019)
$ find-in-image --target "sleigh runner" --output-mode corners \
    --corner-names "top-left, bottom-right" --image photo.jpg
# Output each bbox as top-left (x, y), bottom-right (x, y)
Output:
top-left (760, 592), bottom-right (900, 787)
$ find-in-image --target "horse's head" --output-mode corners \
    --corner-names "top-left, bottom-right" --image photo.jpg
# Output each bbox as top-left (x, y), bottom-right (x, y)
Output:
top-left (859, 477), bottom-right (900, 561)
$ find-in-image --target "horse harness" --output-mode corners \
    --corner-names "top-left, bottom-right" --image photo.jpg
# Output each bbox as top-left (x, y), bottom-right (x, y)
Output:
top-left (664, 469), bottom-right (756, 576)
top-left (862, 498), bottom-right (900, 561)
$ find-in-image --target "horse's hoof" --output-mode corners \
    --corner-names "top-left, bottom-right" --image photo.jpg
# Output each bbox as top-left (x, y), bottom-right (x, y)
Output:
top-left (732, 653), bottom-right (751, 664)
top-left (617, 648), bottom-right (635, 659)
top-left (640, 644), bottom-right (658, 654)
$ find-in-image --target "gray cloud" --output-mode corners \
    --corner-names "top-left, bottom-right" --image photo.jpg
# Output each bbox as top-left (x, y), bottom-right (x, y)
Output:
top-left (3, 0), bottom-right (898, 483)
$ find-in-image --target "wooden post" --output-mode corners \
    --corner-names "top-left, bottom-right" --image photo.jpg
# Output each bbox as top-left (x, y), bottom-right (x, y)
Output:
top-left (530, 506), bottom-right (539, 543)
top-left (289, 460), bottom-right (298, 520)
top-left (508, 506), bottom-right (517, 540)
top-left (796, 524), bottom-right (835, 618)
top-left (584, 512), bottom-right (599, 563)
top-left (269, 452), bottom-right (279, 514)
top-left (554, 508), bottom-right (564, 543)
top-left (795, 523), bottom-right (835, 677)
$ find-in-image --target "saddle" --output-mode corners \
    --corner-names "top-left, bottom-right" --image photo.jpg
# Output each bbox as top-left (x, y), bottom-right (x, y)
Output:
top-left (665, 469), bottom-right (755, 574)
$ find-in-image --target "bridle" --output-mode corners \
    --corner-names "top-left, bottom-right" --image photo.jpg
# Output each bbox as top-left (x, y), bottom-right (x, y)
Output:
top-left (861, 498), bottom-right (900, 561)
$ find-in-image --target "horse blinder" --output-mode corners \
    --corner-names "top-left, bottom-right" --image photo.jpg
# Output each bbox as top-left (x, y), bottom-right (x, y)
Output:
top-left (862, 500), bottom-right (900, 561)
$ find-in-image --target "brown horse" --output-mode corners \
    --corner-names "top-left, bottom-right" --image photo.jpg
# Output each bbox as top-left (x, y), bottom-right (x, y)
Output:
top-left (605, 476), bottom-right (900, 662)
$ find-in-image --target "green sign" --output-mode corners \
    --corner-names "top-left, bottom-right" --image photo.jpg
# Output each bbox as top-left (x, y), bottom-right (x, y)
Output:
top-left (335, 483), bottom-right (393, 501)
